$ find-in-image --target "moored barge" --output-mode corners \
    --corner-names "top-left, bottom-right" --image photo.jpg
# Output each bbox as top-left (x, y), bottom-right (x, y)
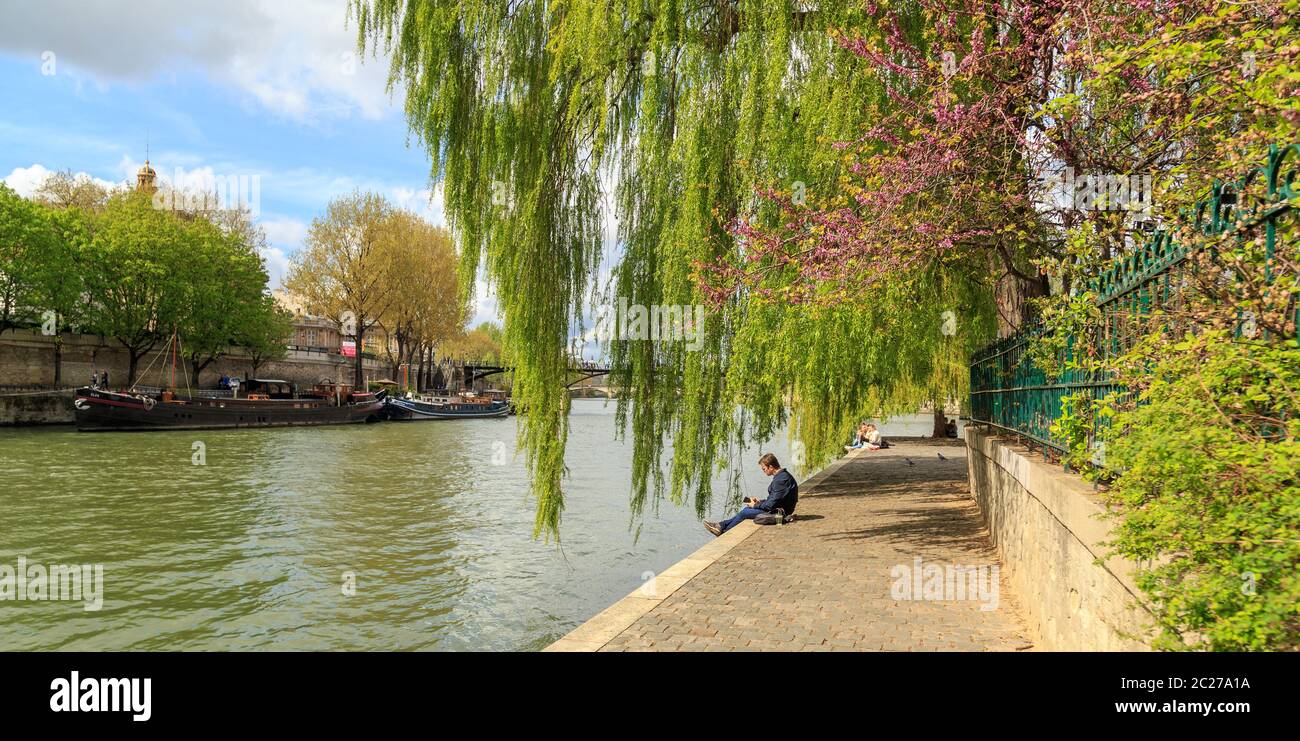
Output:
top-left (382, 391), bottom-right (510, 420)
top-left (73, 380), bottom-right (386, 431)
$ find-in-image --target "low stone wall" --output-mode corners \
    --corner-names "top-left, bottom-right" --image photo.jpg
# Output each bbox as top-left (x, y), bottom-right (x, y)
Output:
top-left (0, 389), bottom-right (75, 425)
top-left (964, 426), bottom-right (1154, 650)
top-left (0, 330), bottom-right (390, 390)
top-left (0, 330), bottom-right (399, 426)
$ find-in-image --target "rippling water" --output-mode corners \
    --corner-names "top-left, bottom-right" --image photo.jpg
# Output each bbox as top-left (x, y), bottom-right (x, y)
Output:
top-left (0, 401), bottom-right (950, 650)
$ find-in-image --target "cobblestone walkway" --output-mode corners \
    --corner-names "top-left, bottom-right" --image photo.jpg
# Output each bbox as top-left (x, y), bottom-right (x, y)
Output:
top-left (597, 441), bottom-right (1034, 651)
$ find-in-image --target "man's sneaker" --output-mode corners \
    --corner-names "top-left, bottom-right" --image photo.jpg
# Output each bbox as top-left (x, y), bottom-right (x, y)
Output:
top-left (703, 521), bottom-right (723, 537)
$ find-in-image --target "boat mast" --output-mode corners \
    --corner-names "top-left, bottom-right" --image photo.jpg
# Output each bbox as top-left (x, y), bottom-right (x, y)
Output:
top-left (170, 327), bottom-right (177, 390)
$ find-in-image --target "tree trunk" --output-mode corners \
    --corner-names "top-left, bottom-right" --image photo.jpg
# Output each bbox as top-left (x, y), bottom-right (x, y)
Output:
top-left (390, 335), bottom-right (400, 385)
top-left (416, 346), bottom-right (426, 392)
top-left (422, 349), bottom-right (428, 384)
top-left (53, 335), bottom-right (62, 386)
top-left (932, 403), bottom-right (947, 438)
top-left (993, 254), bottom-right (1050, 337)
top-left (354, 323), bottom-right (366, 388)
top-left (192, 356), bottom-right (217, 383)
top-left (127, 350), bottom-right (141, 387)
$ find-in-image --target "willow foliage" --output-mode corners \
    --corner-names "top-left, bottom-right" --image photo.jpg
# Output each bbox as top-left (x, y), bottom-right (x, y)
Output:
top-left (352, 0), bottom-right (991, 539)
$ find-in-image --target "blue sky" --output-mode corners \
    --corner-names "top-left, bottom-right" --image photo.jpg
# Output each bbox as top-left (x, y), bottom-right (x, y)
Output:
top-left (0, 0), bottom-right (507, 328)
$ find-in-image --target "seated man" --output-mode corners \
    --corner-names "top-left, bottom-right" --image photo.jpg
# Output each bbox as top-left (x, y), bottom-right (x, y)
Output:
top-left (862, 423), bottom-right (886, 449)
top-left (704, 453), bottom-right (799, 536)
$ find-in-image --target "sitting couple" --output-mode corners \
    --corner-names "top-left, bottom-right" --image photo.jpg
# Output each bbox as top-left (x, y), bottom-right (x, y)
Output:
top-left (704, 453), bottom-right (798, 536)
top-left (845, 422), bottom-right (887, 451)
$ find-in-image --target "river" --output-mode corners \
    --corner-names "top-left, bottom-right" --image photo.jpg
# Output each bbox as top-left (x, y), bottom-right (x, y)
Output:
top-left (0, 400), bottom-right (956, 650)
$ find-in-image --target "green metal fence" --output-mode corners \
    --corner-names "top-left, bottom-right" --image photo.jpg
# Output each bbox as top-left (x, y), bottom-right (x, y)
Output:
top-left (969, 143), bottom-right (1299, 454)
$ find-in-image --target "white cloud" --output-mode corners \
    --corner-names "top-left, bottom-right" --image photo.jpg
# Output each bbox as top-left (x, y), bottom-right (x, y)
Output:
top-left (392, 184), bottom-right (445, 226)
top-left (0, 0), bottom-right (397, 123)
top-left (261, 217), bottom-right (310, 247)
top-left (468, 272), bottom-right (500, 330)
top-left (260, 244), bottom-right (292, 291)
top-left (2, 163), bottom-right (117, 197)
top-left (256, 216), bottom-right (309, 290)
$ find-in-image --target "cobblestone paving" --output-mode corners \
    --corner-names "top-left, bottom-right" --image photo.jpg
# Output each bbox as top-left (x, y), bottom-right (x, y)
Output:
top-left (599, 441), bottom-right (1035, 651)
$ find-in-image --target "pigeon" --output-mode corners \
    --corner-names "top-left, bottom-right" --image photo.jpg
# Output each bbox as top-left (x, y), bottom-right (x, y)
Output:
top-left (937, 452), bottom-right (947, 461)
top-left (905, 458), bottom-right (915, 467)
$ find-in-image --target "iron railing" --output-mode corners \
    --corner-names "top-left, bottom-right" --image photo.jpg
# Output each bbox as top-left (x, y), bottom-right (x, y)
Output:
top-left (970, 143), bottom-right (1298, 454)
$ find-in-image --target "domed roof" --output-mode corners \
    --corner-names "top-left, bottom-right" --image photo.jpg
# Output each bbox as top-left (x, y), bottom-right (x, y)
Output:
top-left (136, 157), bottom-right (157, 193)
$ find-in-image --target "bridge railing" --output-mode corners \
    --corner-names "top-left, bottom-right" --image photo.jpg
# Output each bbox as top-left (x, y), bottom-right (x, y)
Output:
top-left (969, 143), bottom-right (1298, 456)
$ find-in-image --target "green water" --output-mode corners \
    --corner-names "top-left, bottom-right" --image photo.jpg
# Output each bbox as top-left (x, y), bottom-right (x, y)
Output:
top-left (0, 399), bottom-right (798, 651)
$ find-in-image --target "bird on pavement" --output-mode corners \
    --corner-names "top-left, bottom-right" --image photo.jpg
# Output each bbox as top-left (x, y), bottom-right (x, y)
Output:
top-left (905, 458), bottom-right (915, 467)
top-left (937, 452), bottom-right (947, 461)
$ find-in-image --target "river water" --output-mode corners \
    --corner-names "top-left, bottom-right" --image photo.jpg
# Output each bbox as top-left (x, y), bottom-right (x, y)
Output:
top-left (0, 400), bottom-right (953, 650)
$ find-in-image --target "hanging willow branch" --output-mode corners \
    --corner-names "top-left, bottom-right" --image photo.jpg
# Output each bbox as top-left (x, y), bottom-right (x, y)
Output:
top-left (350, 0), bottom-right (992, 539)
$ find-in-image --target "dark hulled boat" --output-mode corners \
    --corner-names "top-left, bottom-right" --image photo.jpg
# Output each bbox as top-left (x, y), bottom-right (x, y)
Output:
top-left (73, 380), bottom-right (386, 431)
top-left (382, 392), bottom-right (510, 420)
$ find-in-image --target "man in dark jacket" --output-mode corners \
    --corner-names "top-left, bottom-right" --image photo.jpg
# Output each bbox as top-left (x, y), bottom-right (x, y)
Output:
top-left (704, 453), bottom-right (798, 536)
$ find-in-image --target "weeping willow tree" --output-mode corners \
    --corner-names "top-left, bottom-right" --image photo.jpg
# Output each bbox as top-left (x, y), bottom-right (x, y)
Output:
top-left (352, 0), bottom-right (996, 539)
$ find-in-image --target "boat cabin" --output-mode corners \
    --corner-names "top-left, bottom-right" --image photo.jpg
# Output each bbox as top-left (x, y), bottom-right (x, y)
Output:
top-left (307, 381), bottom-right (380, 405)
top-left (243, 379), bottom-right (296, 400)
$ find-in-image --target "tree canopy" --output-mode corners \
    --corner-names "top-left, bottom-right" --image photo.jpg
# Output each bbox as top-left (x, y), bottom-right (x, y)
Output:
top-left (352, 0), bottom-right (1296, 540)
top-left (286, 191), bottom-right (468, 388)
top-left (1, 177), bottom-right (288, 385)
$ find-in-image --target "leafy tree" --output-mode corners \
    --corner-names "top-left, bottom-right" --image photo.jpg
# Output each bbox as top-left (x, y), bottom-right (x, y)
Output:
top-left (352, 0), bottom-right (1296, 546)
top-left (79, 191), bottom-right (189, 385)
top-left (32, 169), bottom-right (113, 211)
top-left (0, 184), bottom-right (53, 336)
top-left (286, 191), bottom-right (397, 387)
top-left (174, 212), bottom-right (274, 380)
top-left (374, 211), bottom-right (466, 389)
top-left (353, 0), bottom-right (899, 538)
top-left (1047, 143), bottom-right (1299, 650)
top-left (1074, 327), bottom-right (1300, 651)
top-left (240, 296), bottom-right (294, 379)
top-left (443, 322), bottom-right (504, 364)
top-left (33, 206), bottom-right (91, 384)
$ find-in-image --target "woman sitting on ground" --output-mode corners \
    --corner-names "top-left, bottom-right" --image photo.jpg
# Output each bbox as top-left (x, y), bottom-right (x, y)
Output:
top-left (845, 422), bottom-right (870, 450)
top-left (845, 423), bottom-right (886, 451)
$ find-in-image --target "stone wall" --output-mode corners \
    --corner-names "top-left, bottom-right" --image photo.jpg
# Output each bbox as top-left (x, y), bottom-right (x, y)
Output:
top-left (0, 329), bottom-right (391, 390)
top-left (964, 426), bottom-right (1154, 650)
top-left (0, 388), bottom-right (75, 425)
top-left (0, 330), bottom-right (396, 426)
